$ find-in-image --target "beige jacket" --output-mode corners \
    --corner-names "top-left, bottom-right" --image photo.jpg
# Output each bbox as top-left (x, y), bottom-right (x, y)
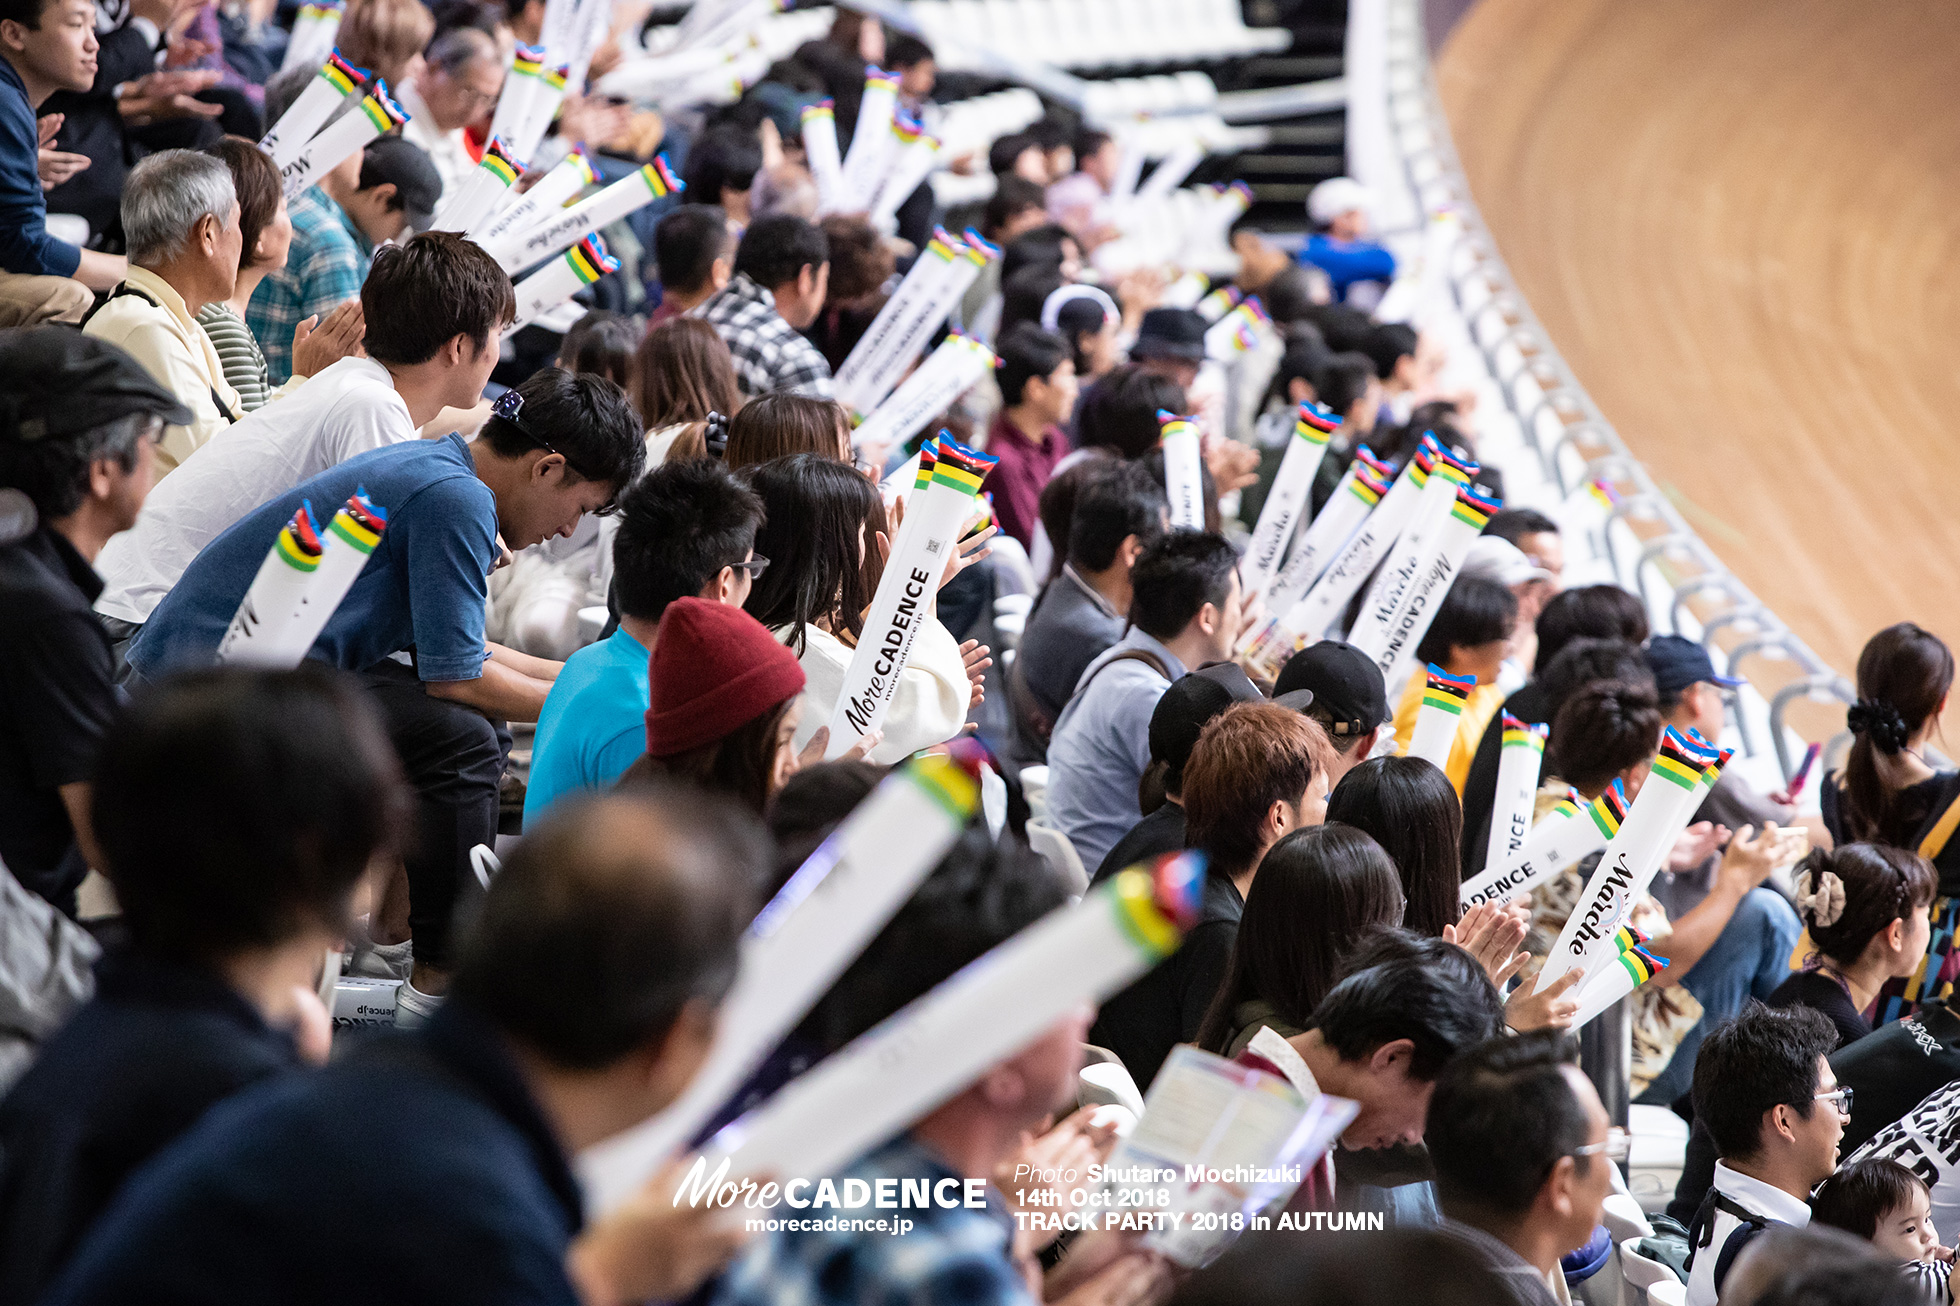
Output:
top-left (83, 265), bottom-right (242, 476)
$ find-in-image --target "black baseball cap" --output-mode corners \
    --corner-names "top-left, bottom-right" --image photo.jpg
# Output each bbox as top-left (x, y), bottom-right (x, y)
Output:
top-left (1131, 307), bottom-right (1207, 362)
top-left (361, 135), bottom-right (444, 233)
top-left (1148, 663), bottom-right (1263, 782)
top-left (1645, 634), bottom-right (1745, 698)
top-left (1274, 641), bottom-right (1391, 741)
top-left (0, 327), bottom-right (192, 445)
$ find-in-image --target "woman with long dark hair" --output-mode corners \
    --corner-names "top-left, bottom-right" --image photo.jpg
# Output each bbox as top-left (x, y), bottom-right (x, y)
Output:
top-left (742, 455), bottom-right (982, 763)
top-left (1194, 823), bottom-right (1405, 1056)
top-left (1327, 755), bottom-right (1465, 938)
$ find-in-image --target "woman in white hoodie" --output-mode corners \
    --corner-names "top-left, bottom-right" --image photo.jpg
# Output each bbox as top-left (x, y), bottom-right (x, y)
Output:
top-left (742, 454), bottom-right (988, 764)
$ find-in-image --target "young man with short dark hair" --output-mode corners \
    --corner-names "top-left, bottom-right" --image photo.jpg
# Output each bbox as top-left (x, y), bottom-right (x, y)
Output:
top-left (986, 321), bottom-right (1076, 551)
top-left (698, 212), bottom-right (832, 398)
top-left (1013, 460), bottom-right (1166, 752)
top-left (1426, 1032), bottom-right (1618, 1306)
top-left (0, 0), bottom-right (128, 319)
top-left (40, 787), bottom-right (761, 1306)
top-left (0, 666), bottom-right (409, 1304)
top-left (97, 232), bottom-right (517, 640)
top-left (0, 329), bottom-right (171, 912)
top-left (1390, 574), bottom-right (1516, 793)
top-left (1044, 529), bottom-right (1248, 870)
top-left (1685, 1003), bottom-right (1845, 1306)
top-left (649, 203), bottom-right (733, 326)
top-left (524, 459), bottom-right (766, 822)
top-left (1266, 936), bottom-right (1506, 1153)
top-left (129, 367), bottom-right (645, 1010)
top-left (1092, 700), bottom-right (1334, 1089)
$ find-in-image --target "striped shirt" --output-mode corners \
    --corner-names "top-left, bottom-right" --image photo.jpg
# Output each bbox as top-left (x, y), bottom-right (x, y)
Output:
top-left (194, 302), bottom-right (271, 412)
top-left (245, 188), bottom-right (367, 386)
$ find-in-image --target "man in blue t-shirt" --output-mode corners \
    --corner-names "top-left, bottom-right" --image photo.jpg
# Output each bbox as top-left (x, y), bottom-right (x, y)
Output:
top-left (129, 368), bottom-right (644, 1012)
top-left (1300, 176), bottom-right (1397, 309)
top-left (0, 0), bottom-right (130, 322)
top-left (524, 458), bottom-right (764, 824)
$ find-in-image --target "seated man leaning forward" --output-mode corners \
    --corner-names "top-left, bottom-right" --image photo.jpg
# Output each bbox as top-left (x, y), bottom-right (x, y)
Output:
top-left (126, 366), bottom-right (645, 1021)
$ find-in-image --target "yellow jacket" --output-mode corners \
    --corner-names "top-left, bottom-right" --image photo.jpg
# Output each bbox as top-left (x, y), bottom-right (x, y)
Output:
top-left (1391, 667), bottom-right (1506, 795)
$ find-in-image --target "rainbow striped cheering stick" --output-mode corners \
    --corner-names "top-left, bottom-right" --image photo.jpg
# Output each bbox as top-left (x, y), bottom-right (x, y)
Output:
top-left (1408, 664), bottom-right (1476, 772)
top-left (1485, 714), bottom-right (1551, 874)
top-left (428, 135), bottom-right (523, 235)
top-left (507, 233), bottom-right (618, 332)
top-left (261, 49), bottom-right (367, 169)
top-left (823, 437), bottom-right (997, 758)
top-left (1241, 400), bottom-right (1340, 605)
top-left (1537, 729), bottom-right (1729, 992)
top-left (1239, 453), bottom-right (1390, 677)
top-left (471, 145), bottom-right (596, 243)
top-left (1570, 945), bottom-right (1669, 1029)
top-left (278, 82), bottom-right (408, 202)
top-left (487, 155), bottom-right (681, 273)
top-left (1461, 782), bottom-right (1628, 910)
top-left (643, 851), bottom-right (1206, 1211)
top-left (802, 99), bottom-right (845, 214)
top-left (217, 502), bottom-right (324, 666)
top-left (1159, 411), bottom-right (1205, 530)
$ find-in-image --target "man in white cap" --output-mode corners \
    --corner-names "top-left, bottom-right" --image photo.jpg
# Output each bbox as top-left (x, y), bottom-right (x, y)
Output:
top-left (1460, 534), bottom-right (1559, 688)
top-left (1302, 176), bottom-right (1396, 308)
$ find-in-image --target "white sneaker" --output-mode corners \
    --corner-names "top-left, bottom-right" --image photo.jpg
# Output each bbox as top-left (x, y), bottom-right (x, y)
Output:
top-left (347, 936), bottom-right (414, 981)
top-left (393, 979), bottom-right (445, 1029)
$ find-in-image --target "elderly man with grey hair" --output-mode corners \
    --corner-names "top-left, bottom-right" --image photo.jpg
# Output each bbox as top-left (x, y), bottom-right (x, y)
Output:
top-left (400, 27), bottom-right (505, 194)
top-left (82, 150), bottom-right (245, 477)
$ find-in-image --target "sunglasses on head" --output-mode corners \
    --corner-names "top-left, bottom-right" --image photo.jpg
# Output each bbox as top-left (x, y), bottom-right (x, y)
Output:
top-left (492, 389), bottom-right (600, 483)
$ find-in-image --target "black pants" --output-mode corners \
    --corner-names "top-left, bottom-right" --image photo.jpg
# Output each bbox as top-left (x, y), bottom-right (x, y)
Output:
top-left (359, 662), bottom-right (510, 971)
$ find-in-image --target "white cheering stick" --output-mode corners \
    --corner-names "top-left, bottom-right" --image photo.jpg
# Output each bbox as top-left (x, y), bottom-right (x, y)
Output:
top-left (1240, 401), bottom-right (1338, 603)
top-left (1459, 784), bottom-right (1626, 911)
top-left (1484, 715), bottom-right (1549, 876)
top-left (672, 853), bottom-right (1207, 1199)
top-left (578, 746), bottom-right (988, 1215)
top-left (260, 48), bottom-right (366, 169)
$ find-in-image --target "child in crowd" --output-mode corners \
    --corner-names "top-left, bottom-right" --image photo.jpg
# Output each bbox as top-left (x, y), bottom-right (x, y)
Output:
top-left (1812, 1159), bottom-right (1956, 1302)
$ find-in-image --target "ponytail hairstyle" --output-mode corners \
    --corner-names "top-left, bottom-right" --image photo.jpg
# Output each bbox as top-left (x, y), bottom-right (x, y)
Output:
top-left (1794, 843), bottom-right (1935, 968)
top-left (1842, 623), bottom-right (1953, 845)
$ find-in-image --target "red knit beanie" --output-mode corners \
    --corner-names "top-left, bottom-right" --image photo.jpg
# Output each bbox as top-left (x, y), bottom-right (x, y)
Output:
top-left (644, 597), bottom-right (808, 757)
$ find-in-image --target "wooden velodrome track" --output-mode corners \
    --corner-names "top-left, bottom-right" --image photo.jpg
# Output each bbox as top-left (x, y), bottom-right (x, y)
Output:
top-left (1433, 0), bottom-right (1960, 689)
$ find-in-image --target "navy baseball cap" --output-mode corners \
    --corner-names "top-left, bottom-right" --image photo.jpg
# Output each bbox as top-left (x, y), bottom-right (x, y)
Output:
top-left (1644, 634), bottom-right (1745, 698)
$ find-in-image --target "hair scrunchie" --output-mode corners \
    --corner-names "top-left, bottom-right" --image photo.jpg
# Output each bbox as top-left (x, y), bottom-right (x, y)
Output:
top-left (1847, 698), bottom-right (1911, 754)
top-left (1795, 867), bottom-right (1848, 929)
top-left (705, 411), bottom-right (729, 460)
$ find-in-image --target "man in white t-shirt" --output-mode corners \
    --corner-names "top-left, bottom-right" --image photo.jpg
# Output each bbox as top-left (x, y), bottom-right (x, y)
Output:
top-left (95, 233), bottom-right (517, 646)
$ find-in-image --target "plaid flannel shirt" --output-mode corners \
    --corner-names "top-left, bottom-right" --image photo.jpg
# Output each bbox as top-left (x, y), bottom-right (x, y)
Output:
top-left (695, 273), bottom-right (835, 399)
top-left (245, 188), bottom-right (369, 386)
top-left (709, 1134), bottom-right (1032, 1306)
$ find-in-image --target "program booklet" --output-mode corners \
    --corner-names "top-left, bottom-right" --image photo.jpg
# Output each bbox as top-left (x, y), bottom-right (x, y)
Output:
top-left (1096, 1043), bottom-right (1358, 1266)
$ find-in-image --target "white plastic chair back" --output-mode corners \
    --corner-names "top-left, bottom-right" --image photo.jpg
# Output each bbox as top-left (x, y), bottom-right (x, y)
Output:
top-left (1026, 818), bottom-right (1088, 895)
